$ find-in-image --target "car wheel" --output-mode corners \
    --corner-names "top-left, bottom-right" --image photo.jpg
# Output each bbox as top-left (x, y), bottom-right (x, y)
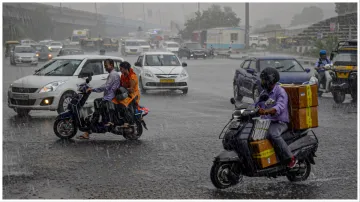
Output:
top-left (57, 91), bottom-right (75, 114)
top-left (139, 77), bottom-right (147, 94)
top-left (233, 84), bottom-right (243, 102)
top-left (182, 88), bottom-right (188, 94)
top-left (14, 108), bottom-right (31, 117)
top-left (253, 87), bottom-right (260, 102)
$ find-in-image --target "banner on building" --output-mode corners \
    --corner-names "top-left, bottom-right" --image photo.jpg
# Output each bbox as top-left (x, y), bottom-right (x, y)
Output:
top-left (330, 23), bottom-right (336, 32)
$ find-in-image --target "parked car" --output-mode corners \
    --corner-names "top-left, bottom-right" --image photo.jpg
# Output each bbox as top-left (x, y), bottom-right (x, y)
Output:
top-left (137, 39), bottom-right (151, 52)
top-left (133, 52), bottom-right (189, 94)
top-left (233, 56), bottom-right (317, 102)
top-left (21, 39), bottom-right (37, 46)
top-left (57, 48), bottom-right (84, 56)
top-left (178, 42), bottom-right (207, 59)
top-left (48, 41), bottom-right (63, 52)
top-left (31, 44), bottom-right (52, 61)
top-left (10, 45), bottom-right (38, 66)
top-left (7, 55), bottom-right (124, 116)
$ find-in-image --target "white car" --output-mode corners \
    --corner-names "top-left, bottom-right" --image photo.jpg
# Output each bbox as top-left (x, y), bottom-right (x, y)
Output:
top-left (10, 45), bottom-right (38, 66)
top-left (8, 55), bottom-right (124, 116)
top-left (137, 39), bottom-right (151, 52)
top-left (48, 41), bottom-right (63, 52)
top-left (122, 40), bottom-right (142, 56)
top-left (133, 52), bottom-right (189, 94)
top-left (161, 41), bottom-right (180, 55)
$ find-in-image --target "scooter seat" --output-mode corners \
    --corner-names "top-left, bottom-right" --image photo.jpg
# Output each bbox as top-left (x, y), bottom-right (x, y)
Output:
top-left (281, 129), bottom-right (310, 142)
top-left (289, 135), bottom-right (318, 152)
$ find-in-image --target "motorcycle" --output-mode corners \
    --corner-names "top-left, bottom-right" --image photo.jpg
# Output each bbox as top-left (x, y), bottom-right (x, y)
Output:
top-left (53, 73), bottom-right (149, 140)
top-left (210, 97), bottom-right (319, 189)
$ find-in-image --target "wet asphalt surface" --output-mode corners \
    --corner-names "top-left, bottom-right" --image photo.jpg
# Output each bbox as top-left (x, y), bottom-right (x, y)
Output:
top-left (2, 51), bottom-right (358, 199)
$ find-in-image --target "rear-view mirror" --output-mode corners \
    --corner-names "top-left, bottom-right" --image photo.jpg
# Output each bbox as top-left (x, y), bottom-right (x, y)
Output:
top-left (330, 52), bottom-right (335, 60)
top-left (305, 68), bottom-right (310, 73)
top-left (246, 68), bottom-right (255, 74)
top-left (182, 62), bottom-right (187, 67)
top-left (230, 98), bottom-right (236, 105)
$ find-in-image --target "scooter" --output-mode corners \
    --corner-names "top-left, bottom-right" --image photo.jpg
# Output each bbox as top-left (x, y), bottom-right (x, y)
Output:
top-left (53, 73), bottom-right (149, 140)
top-left (210, 97), bottom-right (319, 189)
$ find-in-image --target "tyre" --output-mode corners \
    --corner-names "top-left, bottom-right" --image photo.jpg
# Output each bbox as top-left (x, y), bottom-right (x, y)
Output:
top-left (332, 91), bottom-right (346, 104)
top-left (123, 120), bottom-right (143, 140)
top-left (182, 88), bottom-right (188, 94)
top-left (139, 77), bottom-right (147, 94)
top-left (351, 91), bottom-right (357, 101)
top-left (210, 162), bottom-right (240, 189)
top-left (57, 91), bottom-right (74, 114)
top-left (253, 87), bottom-right (260, 102)
top-left (53, 118), bottom-right (77, 140)
top-left (14, 108), bottom-right (30, 116)
top-left (286, 159), bottom-right (311, 182)
top-left (233, 84), bottom-right (243, 102)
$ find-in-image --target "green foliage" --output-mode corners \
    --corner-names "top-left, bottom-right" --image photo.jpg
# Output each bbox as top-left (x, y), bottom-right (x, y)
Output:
top-left (179, 4), bottom-right (241, 39)
top-left (309, 35), bottom-right (339, 57)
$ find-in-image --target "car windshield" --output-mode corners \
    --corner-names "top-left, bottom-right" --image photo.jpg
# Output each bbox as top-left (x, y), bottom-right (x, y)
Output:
top-left (51, 43), bottom-right (62, 46)
top-left (168, 44), bottom-right (179, 47)
top-left (32, 46), bottom-right (43, 51)
top-left (333, 52), bottom-right (357, 64)
top-left (34, 59), bottom-right (83, 76)
top-left (145, 55), bottom-right (180, 66)
top-left (126, 41), bottom-right (138, 46)
top-left (139, 41), bottom-right (149, 46)
top-left (186, 43), bottom-right (201, 49)
top-left (259, 59), bottom-right (304, 72)
top-left (14, 47), bottom-right (35, 53)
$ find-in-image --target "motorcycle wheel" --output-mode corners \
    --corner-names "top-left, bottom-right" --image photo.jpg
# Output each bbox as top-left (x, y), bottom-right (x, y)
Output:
top-left (286, 159), bottom-right (311, 182)
top-left (53, 118), bottom-right (78, 140)
top-left (210, 162), bottom-right (240, 189)
top-left (332, 91), bottom-right (346, 104)
top-left (123, 120), bottom-right (143, 140)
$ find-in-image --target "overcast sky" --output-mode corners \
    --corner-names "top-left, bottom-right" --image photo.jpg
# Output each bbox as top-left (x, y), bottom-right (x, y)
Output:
top-left (45, 2), bottom-right (337, 28)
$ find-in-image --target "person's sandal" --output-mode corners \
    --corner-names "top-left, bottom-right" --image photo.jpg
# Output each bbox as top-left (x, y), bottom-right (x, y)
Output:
top-left (77, 134), bottom-right (90, 140)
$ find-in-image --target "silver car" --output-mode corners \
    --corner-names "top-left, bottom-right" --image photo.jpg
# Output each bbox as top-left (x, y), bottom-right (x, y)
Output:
top-left (8, 55), bottom-right (123, 116)
top-left (10, 45), bottom-right (38, 66)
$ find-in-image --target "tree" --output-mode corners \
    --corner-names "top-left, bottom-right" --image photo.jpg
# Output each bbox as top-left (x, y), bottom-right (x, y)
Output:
top-left (310, 35), bottom-right (338, 57)
top-left (335, 3), bottom-right (357, 15)
top-left (290, 6), bottom-right (324, 26)
top-left (179, 4), bottom-right (241, 39)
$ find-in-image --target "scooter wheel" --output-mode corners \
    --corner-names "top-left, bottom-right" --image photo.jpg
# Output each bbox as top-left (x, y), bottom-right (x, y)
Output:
top-left (210, 162), bottom-right (239, 189)
top-left (54, 118), bottom-right (78, 140)
top-left (286, 159), bottom-right (311, 182)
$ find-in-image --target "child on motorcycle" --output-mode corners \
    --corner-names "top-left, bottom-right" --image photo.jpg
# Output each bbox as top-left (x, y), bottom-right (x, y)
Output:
top-left (256, 67), bottom-right (297, 168)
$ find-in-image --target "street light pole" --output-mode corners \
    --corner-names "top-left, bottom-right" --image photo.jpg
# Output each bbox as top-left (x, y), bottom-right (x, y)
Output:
top-left (143, 3), bottom-right (146, 30)
top-left (197, 2), bottom-right (200, 31)
top-left (245, 3), bottom-right (249, 49)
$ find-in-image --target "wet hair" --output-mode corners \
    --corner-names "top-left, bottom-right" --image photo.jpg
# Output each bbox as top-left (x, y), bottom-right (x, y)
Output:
top-left (104, 59), bottom-right (114, 66)
top-left (120, 61), bottom-right (131, 70)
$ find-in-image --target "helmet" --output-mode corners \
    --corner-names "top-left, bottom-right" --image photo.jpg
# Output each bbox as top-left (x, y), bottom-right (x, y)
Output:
top-left (319, 50), bottom-right (326, 55)
top-left (115, 87), bottom-right (128, 101)
top-left (120, 61), bottom-right (131, 70)
top-left (260, 67), bottom-right (280, 91)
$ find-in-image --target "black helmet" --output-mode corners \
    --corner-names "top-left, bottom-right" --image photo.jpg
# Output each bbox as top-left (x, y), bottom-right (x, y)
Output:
top-left (260, 67), bottom-right (280, 91)
top-left (120, 61), bottom-right (131, 70)
top-left (116, 87), bottom-right (129, 101)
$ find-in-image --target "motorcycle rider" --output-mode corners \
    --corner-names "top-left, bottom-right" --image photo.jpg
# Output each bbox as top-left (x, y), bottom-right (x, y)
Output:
top-left (113, 61), bottom-right (140, 127)
top-left (78, 59), bottom-right (120, 139)
top-left (315, 50), bottom-right (332, 95)
top-left (256, 67), bottom-right (297, 168)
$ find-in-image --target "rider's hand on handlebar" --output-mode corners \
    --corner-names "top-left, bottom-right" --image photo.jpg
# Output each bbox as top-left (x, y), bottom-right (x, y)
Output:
top-left (86, 88), bottom-right (92, 93)
top-left (258, 108), bottom-right (266, 115)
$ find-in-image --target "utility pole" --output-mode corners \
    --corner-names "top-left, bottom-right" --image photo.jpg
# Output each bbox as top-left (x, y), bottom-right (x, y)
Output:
top-left (197, 2), bottom-right (200, 31)
top-left (245, 3), bottom-right (249, 49)
top-left (143, 3), bottom-right (146, 30)
top-left (158, 9), bottom-right (162, 25)
top-left (122, 3), bottom-right (126, 25)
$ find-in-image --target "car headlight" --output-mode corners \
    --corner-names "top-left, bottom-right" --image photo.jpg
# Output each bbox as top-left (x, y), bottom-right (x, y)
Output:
top-left (180, 69), bottom-right (188, 77)
top-left (39, 81), bottom-right (66, 93)
top-left (8, 84), bottom-right (13, 91)
top-left (143, 70), bottom-right (154, 78)
top-left (35, 53), bottom-right (39, 57)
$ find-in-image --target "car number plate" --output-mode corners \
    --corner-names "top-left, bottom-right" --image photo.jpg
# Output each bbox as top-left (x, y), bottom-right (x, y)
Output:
top-left (160, 79), bottom-right (175, 83)
top-left (13, 94), bottom-right (29, 100)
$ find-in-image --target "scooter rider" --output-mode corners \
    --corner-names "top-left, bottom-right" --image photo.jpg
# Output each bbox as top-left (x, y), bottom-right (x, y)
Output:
top-left (78, 59), bottom-right (120, 139)
top-left (315, 50), bottom-right (332, 94)
top-left (256, 67), bottom-right (297, 168)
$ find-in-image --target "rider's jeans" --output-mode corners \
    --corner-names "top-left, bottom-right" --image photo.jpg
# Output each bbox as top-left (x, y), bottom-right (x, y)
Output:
top-left (267, 122), bottom-right (292, 161)
top-left (317, 71), bottom-right (326, 91)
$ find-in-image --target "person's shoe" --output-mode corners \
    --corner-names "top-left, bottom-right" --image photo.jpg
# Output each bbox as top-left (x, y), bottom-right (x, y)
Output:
top-left (119, 123), bottom-right (129, 128)
top-left (287, 156), bottom-right (298, 168)
top-left (104, 122), bottom-right (114, 127)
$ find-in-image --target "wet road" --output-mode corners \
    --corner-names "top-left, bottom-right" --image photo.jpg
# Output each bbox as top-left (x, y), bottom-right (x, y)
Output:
top-left (2, 52), bottom-right (358, 199)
